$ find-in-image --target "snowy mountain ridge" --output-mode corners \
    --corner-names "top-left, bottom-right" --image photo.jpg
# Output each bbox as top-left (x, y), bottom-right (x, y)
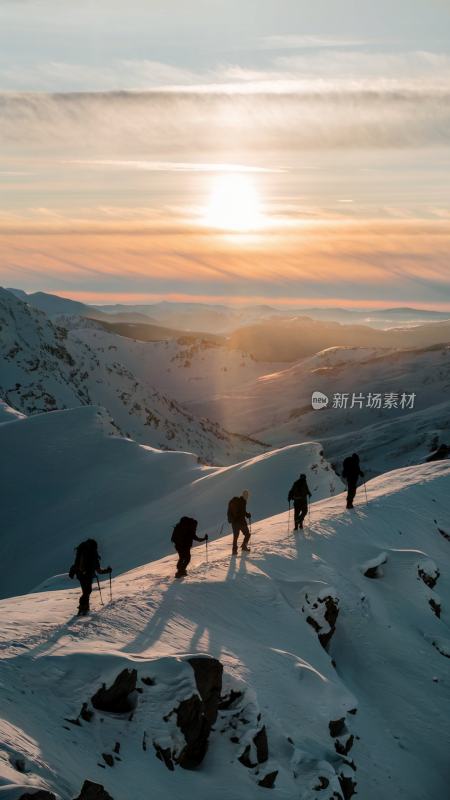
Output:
top-left (0, 288), bottom-right (265, 464)
top-left (191, 344), bottom-right (450, 475)
top-left (0, 460), bottom-right (449, 799)
top-left (0, 404), bottom-right (340, 599)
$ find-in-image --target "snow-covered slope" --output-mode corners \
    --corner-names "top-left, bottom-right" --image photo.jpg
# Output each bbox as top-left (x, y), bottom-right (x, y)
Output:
top-left (0, 406), bottom-right (341, 599)
top-left (0, 288), bottom-right (264, 464)
top-left (0, 462), bottom-right (449, 799)
top-left (0, 399), bottom-right (26, 424)
top-left (191, 345), bottom-right (450, 475)
top-left (68, 326), bottom-right (279, 404)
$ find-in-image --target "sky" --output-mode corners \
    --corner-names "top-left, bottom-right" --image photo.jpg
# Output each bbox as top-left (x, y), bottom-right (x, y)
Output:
top-left (0, 0), bottom-right (449, 308)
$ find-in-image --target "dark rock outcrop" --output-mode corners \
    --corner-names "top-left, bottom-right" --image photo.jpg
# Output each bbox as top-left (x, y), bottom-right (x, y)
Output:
top-left (339, 771), bottom-right (357, 799)
top-left (304, 593), bottom-right (339, 649)
top-left (176, 694), bottom-right (211, 769)
top-left (153, 741), bottom-right (175, 771)
top-left (72, 782), bottom-right (114, 800)
top-left (258, 770), bottom-right (278, 788)
top-left (91, 669), bottom-right (137, 713)
top-left (188, 656), bottom-right (223, 725)
top-left (418, 565), bottom-right (439, 589)
top-left (429, 598), bottom-right (441, 618)
top-left (426, 443), bottom-right (450, 462)
top-left (18, 792), bottom-right (56, 800)
top-left (254, 726), bottom-right (269, 763)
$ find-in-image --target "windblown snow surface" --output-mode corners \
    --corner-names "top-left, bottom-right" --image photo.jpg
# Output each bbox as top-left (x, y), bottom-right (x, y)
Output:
top-left (0, 406), bottom-right (340, 599)
top-left (191, 345), bottom-right (450, 476)
top-left (0, 460), bottom-right (449, 799)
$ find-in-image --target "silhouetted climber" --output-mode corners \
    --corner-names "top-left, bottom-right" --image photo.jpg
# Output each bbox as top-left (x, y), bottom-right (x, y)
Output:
top-left (288, 473), bottom-right (312, 530)
top-left (171, 516), bottom-right (208, 578)
top-left (69, 539), bottom-right (111, 615)
top-left (342, 453), bottom-right (364, 509)
top-left (228, 490), bottom-right (252, 554)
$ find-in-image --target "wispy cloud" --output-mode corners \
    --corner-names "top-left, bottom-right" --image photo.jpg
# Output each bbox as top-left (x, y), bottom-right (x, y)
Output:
top-left (65, 160), bottom-right (285, 174)
top-left (258, 34), bottom-right (370, 50)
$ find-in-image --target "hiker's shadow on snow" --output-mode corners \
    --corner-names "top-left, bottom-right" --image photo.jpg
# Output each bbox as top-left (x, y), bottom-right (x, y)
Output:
top-left (121, 579), bottom-right (181, 655)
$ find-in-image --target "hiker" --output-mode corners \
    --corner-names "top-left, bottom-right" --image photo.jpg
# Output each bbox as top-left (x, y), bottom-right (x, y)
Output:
top-left (171, 516), bottom-right (208, 578)
top-left (69, 539), bottom-right (111, 615)
top-left (228, 490), bottom-right (252, 554)
top-left (288, 473), bottom-right (312, 530)
top-left (342, 453), bottom-right (364, 509)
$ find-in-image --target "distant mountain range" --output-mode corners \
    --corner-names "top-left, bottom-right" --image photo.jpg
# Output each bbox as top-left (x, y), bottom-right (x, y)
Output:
top-left (7, 288), bottom-right (450, 333)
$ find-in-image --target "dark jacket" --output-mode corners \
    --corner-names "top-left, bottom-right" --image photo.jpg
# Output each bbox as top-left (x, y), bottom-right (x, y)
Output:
top-left (288, 478), bottom-right (312, 503)
top-left (69, 539), bottom-right (110, 580)
top-left (227, 496), bottom-right (250, 524)
top-left (342, 455), bottom-right (364, 483)
top-left (171, 517), bottom-right (205, 551)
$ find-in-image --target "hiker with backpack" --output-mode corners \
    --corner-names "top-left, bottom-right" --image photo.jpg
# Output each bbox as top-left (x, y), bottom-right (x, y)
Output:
top-left (228, 490), bottom-right (252, 554)
top-left (68, 539), bottom-right (112, 615)
top-left (342, 452), bottom-right (365, 509)
top-left (171, 516), bottom-right (208, 579)
top-left (287, 473), bottom-right (312, 530)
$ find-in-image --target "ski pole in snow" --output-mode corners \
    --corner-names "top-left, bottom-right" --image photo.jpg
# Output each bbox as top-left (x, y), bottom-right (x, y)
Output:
top-left (96, 575), bottom-right (104, 606)
top-left (287, 502), bottom-right (291, 535)
top-left (363, 480), bottom-right (368, 505)
top-left (109, 570), bottom-right (112, 602)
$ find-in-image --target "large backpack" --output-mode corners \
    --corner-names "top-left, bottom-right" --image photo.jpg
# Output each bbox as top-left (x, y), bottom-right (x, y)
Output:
top-left (74, 539), bottom-right (100, 576)
top-left (171, 517), bottom-right (198, 549)
top-left (227, 496), bottom-right (244, 523)
top-left (292, 479), bottom-right (308, 501)
top-left (342, 456), bottom-right (354, 479)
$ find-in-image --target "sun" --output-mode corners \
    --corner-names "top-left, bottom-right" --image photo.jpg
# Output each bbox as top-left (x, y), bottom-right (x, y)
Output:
top-left (204, 174), bottom-right (263, 231)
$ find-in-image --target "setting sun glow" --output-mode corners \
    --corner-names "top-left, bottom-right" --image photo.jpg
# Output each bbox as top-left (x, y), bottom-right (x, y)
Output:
top-left (204, 174), bottom-right (263, 231)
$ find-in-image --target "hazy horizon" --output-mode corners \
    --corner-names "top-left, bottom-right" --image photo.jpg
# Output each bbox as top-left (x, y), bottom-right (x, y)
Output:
top-left (1, 1), bottom-right (449, 308)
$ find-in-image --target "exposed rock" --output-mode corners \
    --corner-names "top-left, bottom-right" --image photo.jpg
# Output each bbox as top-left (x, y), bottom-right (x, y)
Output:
top-left (429, 598), bottom-right (441, 618)
top-left (238, 743), bottom-right (257, 768)
top-left (141, 676), bottom-right (155, 686)
top-left (172, 657), bottom-right (223, 769)
top-left (437, 527), bottom-right (450, 542)
top-left (218, 689), bottom-right (243, 709)
top-left (102, 753), bottom-right (114, 767)
top-left (258, 770), bottom-right (278, 788)
top-left (335, 735), bottom-right (354, 756)
top-left (176, 694), bottom-right (211, 769)
top-left (91, 668), bottom-right (137, 713)
top-left (304, 592), bottom-right (339, 649)
top-left (153, 741), bottom-right (175, 771)
top-left (329, 718), bottom-right (346, 738)
top-left (418, 560), bottom-right (440, 589)
top-left (188, 656), bottom-right (223, 725)
top-left (313, 776), bottom-right (330, 791)
top-left (254, 726), bottom-right (269, 763)
top-left (426, 443), bottom-right (450, 462)
top-left (72, 781), bottom-right (114, 800)
top-left (18, 792), bottom-right (56, 800)
top-left (80, 702), bottom-right (94, 722)
top-left (362, 552), bottom-right (387, 579)
top-left (339, 770), bottom-right (357, 799)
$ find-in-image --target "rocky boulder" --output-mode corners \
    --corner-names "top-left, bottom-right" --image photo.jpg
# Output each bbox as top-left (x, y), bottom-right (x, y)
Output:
top-left (72, 780), bottom-right (114, 800)
top-left (175, 656), bottom-right (223, 770)
top-left (91, 668), bottom-right (137, 713)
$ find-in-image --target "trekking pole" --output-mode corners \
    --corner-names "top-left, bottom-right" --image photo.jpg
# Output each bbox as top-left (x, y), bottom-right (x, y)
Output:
top-left (96, 575), bottom-right (104, 606)
top-left (363, 480), bottom-right (368, 505)
top-left (109, 570), bottom-right (112, 602)
top-left (205, 538), bottom-right (209, 565)
top-left (287, 502), bottom-right (291, 535)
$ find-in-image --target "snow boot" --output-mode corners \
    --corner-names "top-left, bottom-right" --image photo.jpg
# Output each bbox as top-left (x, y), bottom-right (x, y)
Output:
top-left (241, 545), bottom-right (251, 552)
top-left (232, 547), bottom-right (238, 555)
